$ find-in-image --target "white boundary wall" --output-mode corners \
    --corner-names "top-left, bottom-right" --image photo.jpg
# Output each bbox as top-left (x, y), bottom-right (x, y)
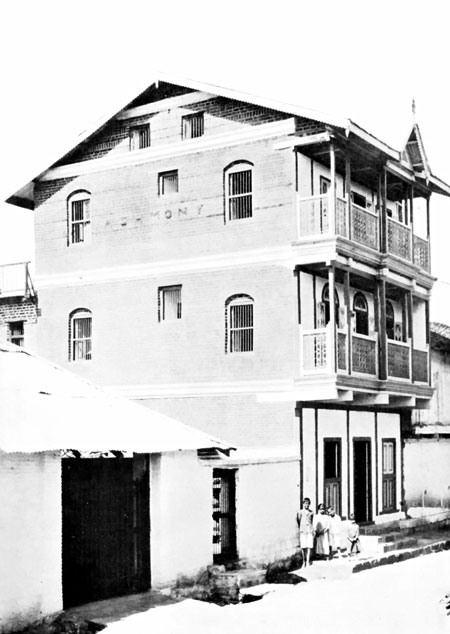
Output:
top-left (0, 453), bottom-right (62, 633)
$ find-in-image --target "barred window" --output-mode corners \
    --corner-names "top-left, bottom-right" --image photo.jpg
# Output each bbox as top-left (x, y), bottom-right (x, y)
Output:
top-left (130, 124), bottom-right (151, 150)
top-left (182, 112), bottom-right (204, 139)
top-left (226, 295), bottom-right (253, 353)
top-left (68, 191), bottom-right (91, 245)
top-left (159, 285), bottom-right (182, 321)
top-left (69, 309), bottom-right (92, 361)
top-left (159, 170), bottom-right (179, 195)
top-left (225, 163), bottom-right (253, 221)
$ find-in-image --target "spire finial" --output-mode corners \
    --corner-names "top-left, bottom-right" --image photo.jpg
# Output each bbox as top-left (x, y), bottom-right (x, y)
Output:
top-left (412, 98), bottom-right (416, 121)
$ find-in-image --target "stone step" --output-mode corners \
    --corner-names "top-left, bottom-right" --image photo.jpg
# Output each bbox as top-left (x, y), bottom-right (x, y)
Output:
top-left (359, 534), bottom-right (418, 554)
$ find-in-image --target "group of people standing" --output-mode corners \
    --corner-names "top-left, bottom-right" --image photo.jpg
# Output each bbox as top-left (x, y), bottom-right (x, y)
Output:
top-left (296, 497), bottom-right (361, 566)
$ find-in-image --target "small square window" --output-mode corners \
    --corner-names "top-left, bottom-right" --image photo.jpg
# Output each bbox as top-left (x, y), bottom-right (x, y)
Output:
top-left (351, 191), bottom-right (367, 209)
top-left (159, 170), bottom-right (179, 196)
top-left (182, 112), bottom-right (204, 140)
top-left (8, 321), bottom-right (24, 347)
top-left (130, 124), bottom-right (151, 150)
top-left (159, 285), bottom-right (182, 321)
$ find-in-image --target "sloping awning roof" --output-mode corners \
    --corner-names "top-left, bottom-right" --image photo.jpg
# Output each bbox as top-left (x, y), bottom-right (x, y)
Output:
top-left (0, 341), bottom-right (232, 454)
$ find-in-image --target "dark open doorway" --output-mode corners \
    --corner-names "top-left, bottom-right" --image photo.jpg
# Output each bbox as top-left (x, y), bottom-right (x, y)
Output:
top-left (62, 455), bottom-right (150, 608)
top-left (212, 469), bottom-right (237, 564)
top-left (353, 439), bottom-right (372, 523)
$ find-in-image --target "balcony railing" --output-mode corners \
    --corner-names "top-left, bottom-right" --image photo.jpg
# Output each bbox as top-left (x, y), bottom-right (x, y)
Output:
top-left (301, 326), bottom-right (377, 376)
top-left (412, 347), bottom-right (429, 383)
top-left (301, 327), bottom-right (329, 373)
top-left (413, 235), bottom-right (430, 272)
top-left (351, 204), bottom-right (379, 250)
top-left (387, 217), bottom-right (411, 261)
top-left (301, 325), bottom-right (428, 387)
top-left (297, 194), bottom-right (347, 238)
top-left (0, 262), bottom-right (35, 299)
top-left (297, 194), bottom-right (430, 272)
top-left (352, 333), bottom-right (378, 375)
top-left (387, 340), bottom-right (411, 380)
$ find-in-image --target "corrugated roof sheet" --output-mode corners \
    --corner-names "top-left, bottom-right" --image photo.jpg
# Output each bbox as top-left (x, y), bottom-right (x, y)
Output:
top-left (0, 341), bottom-right (232, 454)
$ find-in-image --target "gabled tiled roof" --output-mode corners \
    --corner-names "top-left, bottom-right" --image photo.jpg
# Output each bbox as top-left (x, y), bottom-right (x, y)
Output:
top-left (7, 71), bottom-right (450, 209)
top-left (403, 123), bottom-right (431, 173)
top-left (430, 322), bottom-right (450, 350)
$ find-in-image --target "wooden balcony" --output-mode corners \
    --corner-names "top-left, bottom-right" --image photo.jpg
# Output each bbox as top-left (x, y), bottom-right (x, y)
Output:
top-left (296, 193), bottom-right (430, 272)
top-left (0, 262), bottom-right (35, 299)
top-left (300, 325), bottom-right (428, 385)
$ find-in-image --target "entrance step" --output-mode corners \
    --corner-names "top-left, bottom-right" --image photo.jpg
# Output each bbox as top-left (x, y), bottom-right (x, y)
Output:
top-left (360, 534), bottom-right (418, 554)
top-left (290, 534), bottom-right (450, 583)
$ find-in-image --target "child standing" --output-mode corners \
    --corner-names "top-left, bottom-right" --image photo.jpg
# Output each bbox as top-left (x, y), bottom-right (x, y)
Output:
top-left (296, 497), bottom-right (314, 566)
top-left (327, 507), bottom-right (343, 559)
top-left (313, 503), bottom-right (331, 559)
top-left (347, 514), bottom-right (361, 556)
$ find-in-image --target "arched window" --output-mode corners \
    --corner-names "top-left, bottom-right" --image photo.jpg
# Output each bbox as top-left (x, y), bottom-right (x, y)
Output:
top-left (321, 283), bottom-right (340, 328)
top-left (224, 162), bottom-right (253, 221)
top-left (386, 300), bottom-right (395, 340)
top-left (225, 295), bottom-right (254, 353)
top-left (68, 191), bottom-right (91, 245)
top-left (353, 292), bottom-right (368, 335)
top-left (69, 308), bottom-right (92, 361)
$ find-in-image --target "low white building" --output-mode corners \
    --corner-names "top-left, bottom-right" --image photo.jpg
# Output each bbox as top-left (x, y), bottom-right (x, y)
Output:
top-left (405, 323), bottom-right (450, 509)
top-left (0, 341), bottom-right (232, 632)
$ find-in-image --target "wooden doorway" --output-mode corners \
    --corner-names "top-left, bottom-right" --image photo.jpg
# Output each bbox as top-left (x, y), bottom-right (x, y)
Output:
top-left (212, 469), bottom-right (237, 564)
top-left (353, 439), bottom-right (372, 523)
top-left (62, 455), bottom-right (150, 608)
top-left (324, 438), bottom-right (341, 515)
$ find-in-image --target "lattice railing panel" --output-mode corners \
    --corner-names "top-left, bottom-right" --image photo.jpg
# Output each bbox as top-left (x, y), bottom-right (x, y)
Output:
top-left (413, 235), bottom-right (430, 271)
top-left (387, 218), bottom-right (411, 261)
top-left (337, 331), bottom-right (347, 371)
top-left (351, 205), bottom-right (379, 250)
top-left (388, 342), bottom-right (410, 379)
top-left (335, 197), bottom-right (348, 238)
top-left (412, 348), bottom-right (428, 383)
top-left (352, 335), bottom-right (377, 375)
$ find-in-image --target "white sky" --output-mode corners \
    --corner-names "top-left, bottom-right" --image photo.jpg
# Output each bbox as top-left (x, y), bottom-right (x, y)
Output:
top-left (1, 0), bottom-right (450, 319)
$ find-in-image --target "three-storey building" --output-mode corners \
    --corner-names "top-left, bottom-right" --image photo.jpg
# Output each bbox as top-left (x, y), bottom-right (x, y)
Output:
top-left (8, 75), bottom-right (450, 570)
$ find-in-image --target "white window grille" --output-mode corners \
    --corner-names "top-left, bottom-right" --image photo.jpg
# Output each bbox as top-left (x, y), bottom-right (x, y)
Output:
top-left (70, 311), bottom-right (92, 361)
top-left (159, 286), bottom-right (182, 321)
top-left (226, 165), bottom-right (253, 220)
top-left (227, 296), bottom-right (253, 352)
top-left (69, 192), bottom-right (91, 245)
top-left (159, 170), bottom-right (179, 195)
top-left (130, 124), bottom-right (151, 150)
top-left (182, 113), bottom-right (204, 139)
